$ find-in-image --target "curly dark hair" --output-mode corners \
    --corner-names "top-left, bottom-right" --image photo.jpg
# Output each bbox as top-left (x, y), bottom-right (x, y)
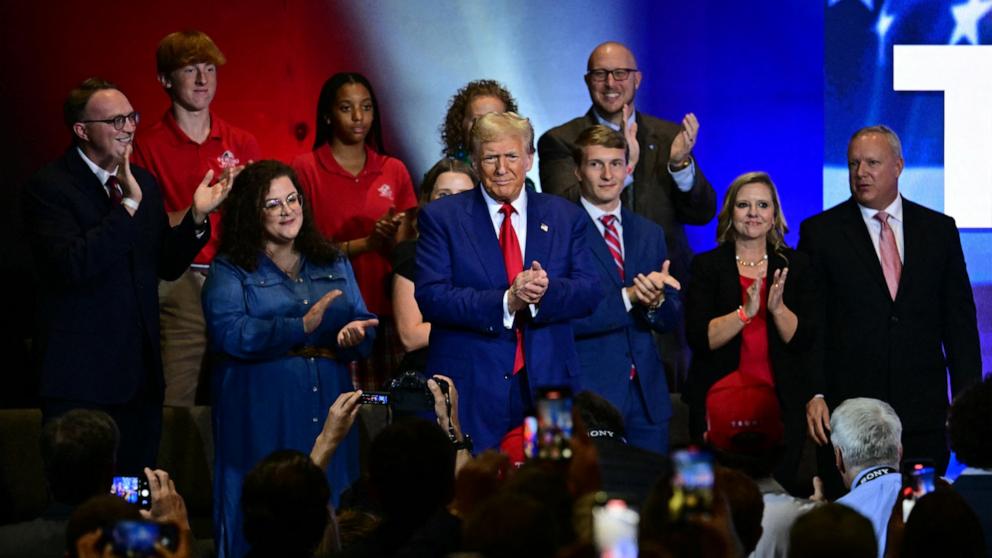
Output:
top-left (217, 160), bottom-right (339, 271)
top-left (948, 376), bottom-right (992, 468)
top-left (312, 72), bottom-right (386, 154)
top-left (440, 79), bottom-right (518, 158)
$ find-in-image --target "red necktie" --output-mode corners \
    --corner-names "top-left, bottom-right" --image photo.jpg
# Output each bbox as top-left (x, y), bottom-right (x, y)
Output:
top-left (875, 211), bottom-right (902, 300)
top-left (600, 214), bottom-right (624, 280)
top-left (499, 203), bottom-right (525, 374)
top-left (106, 176), bottom-right (123, 205)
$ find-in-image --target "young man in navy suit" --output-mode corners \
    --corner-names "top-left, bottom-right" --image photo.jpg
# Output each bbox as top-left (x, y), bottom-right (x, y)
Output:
top-left (570, 125), bottom-right (682, 454)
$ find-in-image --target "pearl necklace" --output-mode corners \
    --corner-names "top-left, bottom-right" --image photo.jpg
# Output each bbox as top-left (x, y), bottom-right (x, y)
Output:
top-left (735, 254), bottom-right (768, 267)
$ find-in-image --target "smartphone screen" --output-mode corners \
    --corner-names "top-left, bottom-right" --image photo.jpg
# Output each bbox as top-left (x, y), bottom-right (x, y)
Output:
top-left (109, 520), bottom-right (178, 556)
top-left (592, 496), bottom-right (639, 558)
top-left (669, 447), bottom-right (714, 521)
top-left (533, 386), bottom-right (573, 460)
top-left (110, 476), bottom-right (151, 509)
top-left (901, 459), bottom-right (936, 521)
top-left (359, 391), bottom-right (390, 405)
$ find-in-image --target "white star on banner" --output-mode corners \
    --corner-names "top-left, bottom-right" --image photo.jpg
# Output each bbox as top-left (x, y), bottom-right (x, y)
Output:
top-left (949, 0), bottom-right (992, 44)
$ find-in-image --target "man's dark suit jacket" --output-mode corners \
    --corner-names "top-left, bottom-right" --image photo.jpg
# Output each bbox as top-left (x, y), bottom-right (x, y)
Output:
top-left (571, 206), bottom-right (679, 429)
top-left (538, 108), bottom-right (717, 283)
top-left (953, 473), bottom-right (992, 556)
top-left (22, 147), bottom-right (208, 406)
top-left (798, 197), bottom-right (981, 436)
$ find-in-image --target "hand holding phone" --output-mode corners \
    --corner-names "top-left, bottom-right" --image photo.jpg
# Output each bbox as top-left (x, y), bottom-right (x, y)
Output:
top-left (110, 475), bottom-right (151, 509)
top-left (106, 520), bottom-right (178, 557)
top-left (524, 386), bottom-right (573, 460)
top-left (669, 447), bottom-right (715, 521)
top-left (900, 459), bottom-right (936, 522)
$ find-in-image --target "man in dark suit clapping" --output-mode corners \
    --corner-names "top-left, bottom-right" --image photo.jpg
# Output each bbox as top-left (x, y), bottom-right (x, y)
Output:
top-left (22, 78), bottom-right (231, 473)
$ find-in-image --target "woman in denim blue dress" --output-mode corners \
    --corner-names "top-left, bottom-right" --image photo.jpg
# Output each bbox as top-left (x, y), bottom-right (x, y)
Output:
top-left (202, 160), bottom-right (377, 558)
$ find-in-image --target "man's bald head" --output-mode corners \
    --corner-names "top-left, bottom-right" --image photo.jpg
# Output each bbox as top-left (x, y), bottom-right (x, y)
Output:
top-left (584, 41), bottom-right (641, 124)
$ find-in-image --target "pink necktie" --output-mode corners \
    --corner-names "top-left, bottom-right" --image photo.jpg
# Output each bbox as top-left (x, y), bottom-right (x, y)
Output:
top-left (600, 215), bottom-right (624, 280)
top-left (875, 211), bottom-right (901, 300)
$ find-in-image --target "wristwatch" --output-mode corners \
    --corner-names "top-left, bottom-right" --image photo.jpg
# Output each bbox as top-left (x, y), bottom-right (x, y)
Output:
top-left (452, 434), bottom-right (473, 452)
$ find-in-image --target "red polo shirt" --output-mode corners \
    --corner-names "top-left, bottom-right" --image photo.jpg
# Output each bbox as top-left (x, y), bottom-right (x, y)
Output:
top-left (133, 110), bottom-right (261, 266)
top-left (292, 144), bottom-right (416, 315)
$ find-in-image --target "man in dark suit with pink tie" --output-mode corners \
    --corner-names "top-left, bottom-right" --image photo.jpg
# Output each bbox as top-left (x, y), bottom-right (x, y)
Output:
top-left (799, 124), bottom-right (981, 495)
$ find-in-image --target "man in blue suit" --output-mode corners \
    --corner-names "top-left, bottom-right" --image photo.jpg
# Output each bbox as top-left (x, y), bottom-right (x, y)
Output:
top-left (416, 112), bottom-right (602, 457)
top-left (570, 125), bottom-right (682, 454)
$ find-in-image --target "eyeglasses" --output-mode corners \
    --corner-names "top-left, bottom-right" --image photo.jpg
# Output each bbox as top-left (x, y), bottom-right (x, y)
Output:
top-left (79, 111), bottom-right (141, 131)
top-left (586, 68), bottom-right (639, 82)
top-left (263, 192), bottom-right (303, 213)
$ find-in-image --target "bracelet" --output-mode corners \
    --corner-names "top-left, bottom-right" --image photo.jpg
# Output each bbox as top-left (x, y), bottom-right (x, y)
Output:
top-left (451, 434), bottom-right (473, 452)
top-left (737, 305), bottom-right (752, 325)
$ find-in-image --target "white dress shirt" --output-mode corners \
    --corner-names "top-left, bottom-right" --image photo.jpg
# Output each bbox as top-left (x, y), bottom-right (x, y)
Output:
top-left (857, 194), bottom-right (905, 264)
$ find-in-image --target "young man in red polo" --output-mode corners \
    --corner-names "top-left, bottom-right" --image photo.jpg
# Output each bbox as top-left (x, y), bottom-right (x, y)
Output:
top-left (133, 30), bottom-right (261, 406)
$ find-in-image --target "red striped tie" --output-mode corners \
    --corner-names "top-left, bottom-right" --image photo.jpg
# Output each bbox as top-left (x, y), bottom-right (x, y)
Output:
top-left (600, 214), bottom-right (624, 280)
top-left (499, 204), bottom-right (525, 374)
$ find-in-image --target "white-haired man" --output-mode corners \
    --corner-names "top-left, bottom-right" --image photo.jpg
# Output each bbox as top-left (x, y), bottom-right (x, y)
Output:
top-left (831, 397), bottom-right (903, 557)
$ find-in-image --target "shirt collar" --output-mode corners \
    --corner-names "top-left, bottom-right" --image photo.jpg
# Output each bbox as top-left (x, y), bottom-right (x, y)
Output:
top-left (858, 193), bottom-right (903, 223)
top-left (580, 195), bottom-right (622, 225)
top-left (851, 464), bottom-right (898, 487)
top-left (480, 182), bottom-right (527, 220)
top-left (163, 109), bottom-right (222, 144)
top-left (76, 146), bottom-right (116, 185)
top-left (592, 106), bottom-right (636, 132)
top-left (315, 143), bottom-right (384, 178)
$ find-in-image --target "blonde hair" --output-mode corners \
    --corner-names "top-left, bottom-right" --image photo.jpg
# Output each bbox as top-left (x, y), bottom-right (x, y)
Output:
top-left (469, 112), bottom-right (534, 158)
top-left (716, 171), bottom-right (789, 254)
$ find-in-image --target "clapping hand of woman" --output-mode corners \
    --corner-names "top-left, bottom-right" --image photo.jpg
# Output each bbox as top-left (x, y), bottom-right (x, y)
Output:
top-left (767, 267), bottom-right (790, 316)
top-left (337, 318), bottom-right (380, 348)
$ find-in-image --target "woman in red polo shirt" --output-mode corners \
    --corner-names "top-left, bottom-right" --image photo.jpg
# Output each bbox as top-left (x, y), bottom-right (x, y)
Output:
top-left (292, 72), bottom-right (416, 390)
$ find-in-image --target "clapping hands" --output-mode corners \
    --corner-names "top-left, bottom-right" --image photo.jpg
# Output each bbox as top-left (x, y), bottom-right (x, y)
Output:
top-left (509, 261), bottom-right (549, 311)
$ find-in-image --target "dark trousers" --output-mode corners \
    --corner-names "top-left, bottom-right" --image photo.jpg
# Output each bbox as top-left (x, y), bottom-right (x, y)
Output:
top-left (42, 389), bottom-right (162, 475)
top-left (622, 377), bottom-right (670, 455)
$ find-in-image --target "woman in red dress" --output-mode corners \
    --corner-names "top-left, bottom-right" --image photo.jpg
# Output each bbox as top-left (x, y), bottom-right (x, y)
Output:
top-left (685, 171), bottom-right (820, 494)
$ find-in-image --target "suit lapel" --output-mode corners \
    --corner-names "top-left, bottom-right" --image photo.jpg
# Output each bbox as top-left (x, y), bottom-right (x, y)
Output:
top-left (620, 208), bottom-right (644, 280)
top-left (583, 205), bottom-right (623, 287)
top-left (460, 188), bottom-right (508, 288)
top-left (66, 148), bottom-right (113, 214)
top-left (897, 198), bottom-right (924, 302)
top-left (524, 193), bottom-right (551, 269)
top-left (839, 199), bottom-right (891, 298)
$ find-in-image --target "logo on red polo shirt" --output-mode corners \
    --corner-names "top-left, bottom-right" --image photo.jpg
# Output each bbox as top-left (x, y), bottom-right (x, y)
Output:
top-left (377, 183), bottom-right (395, 200)
top-left (217, 150), bottom-right (241, 170)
